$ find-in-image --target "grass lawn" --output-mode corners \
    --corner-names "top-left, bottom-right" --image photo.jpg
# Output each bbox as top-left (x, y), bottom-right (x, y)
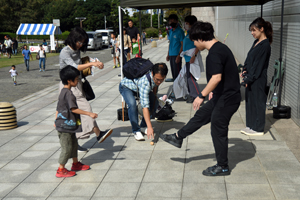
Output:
top-left (0, 52), bottom-right (59, 68)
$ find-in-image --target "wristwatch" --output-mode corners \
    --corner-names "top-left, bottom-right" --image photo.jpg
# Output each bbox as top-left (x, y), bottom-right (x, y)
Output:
top-left (199, 92), bottom-right (205, 99)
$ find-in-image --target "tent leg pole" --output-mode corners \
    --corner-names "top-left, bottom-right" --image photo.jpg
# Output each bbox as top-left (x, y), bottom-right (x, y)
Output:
top-left (278, 0), bottom-right (284, 106)
top-left (139, 10), bottom-right (142, 57)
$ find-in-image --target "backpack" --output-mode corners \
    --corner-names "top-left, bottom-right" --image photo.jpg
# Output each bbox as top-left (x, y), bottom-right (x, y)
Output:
top-left (123, 57), bottom-right (153, 80)
top-left (155, 102), bottom-right (176, 122)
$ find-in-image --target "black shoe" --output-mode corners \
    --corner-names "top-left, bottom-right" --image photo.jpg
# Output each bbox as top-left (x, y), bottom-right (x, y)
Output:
top-left (202, 164), bottom-right (230, 176)
top-left (186, 96), bottom-right (195, 103)
top-left (159, 133), bottom-right (182, 148)
top-left (97, 129), bottom-right (113, 143)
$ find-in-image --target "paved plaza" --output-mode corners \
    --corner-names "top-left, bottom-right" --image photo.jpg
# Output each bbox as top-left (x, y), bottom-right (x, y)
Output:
top-left (1, 40), bottom-right (300, 199)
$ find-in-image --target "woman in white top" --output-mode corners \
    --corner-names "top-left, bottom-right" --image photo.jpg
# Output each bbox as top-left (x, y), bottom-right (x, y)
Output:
top-left (38, 45), bottom-right (46, 72)
top-left (117, 28), bottom-right (131, 62)
top-left (59, 27), bottom-right (113, 152)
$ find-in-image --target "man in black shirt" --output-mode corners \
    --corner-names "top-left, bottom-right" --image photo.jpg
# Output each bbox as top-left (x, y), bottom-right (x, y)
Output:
top-left (160, 21), bottom-right (241, 176)
top-left (126, 19), bottom-right (140, 60)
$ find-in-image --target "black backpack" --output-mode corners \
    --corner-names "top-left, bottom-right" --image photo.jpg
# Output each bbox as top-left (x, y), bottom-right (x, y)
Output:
top-left (123, 58), bottom-right (153, 80)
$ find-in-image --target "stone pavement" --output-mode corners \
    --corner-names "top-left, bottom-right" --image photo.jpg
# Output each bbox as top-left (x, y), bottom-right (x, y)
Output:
top-left (1, 40), bottom-right (300, 199)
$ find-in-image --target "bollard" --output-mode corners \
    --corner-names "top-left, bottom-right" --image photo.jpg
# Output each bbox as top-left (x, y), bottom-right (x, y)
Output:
top-left (0, 102), bottom-right (17, 130)
top-left (151, 41), bottom-right (157, 48)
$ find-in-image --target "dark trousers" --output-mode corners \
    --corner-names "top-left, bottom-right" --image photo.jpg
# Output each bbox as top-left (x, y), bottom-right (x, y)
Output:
top-left (178, 99), bottom-right (240, 166)
top-left (245, 73), bottom-right (267, 132)
top-left (143, 38), bottom-right (146, 45)
top-left (169, 56), bottom-right (182, 80)
top-left (186, 62), bottom-right (201, 98)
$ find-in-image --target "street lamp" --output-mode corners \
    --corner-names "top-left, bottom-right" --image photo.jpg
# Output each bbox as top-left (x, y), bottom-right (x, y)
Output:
top-left (75, 17), bottom-right (86, 28)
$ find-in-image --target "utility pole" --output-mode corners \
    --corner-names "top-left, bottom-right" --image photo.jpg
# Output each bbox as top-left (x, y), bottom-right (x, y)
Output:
top-left (75, 17), bottom-right (86, 28)
top-left (150, 9), bottom-right (153, 27)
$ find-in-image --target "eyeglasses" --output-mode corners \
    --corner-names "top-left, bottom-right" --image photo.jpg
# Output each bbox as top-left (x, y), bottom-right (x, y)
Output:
top-left (77, 41), bottom-right (86, 46)
top-left (153, 76), bottom-right (165, 83)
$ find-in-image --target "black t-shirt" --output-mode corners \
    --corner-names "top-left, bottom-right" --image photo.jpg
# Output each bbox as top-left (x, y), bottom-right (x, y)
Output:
top-left (206, 42), bottom-right (241, 106)
top-left (126, 26), bottom-right (140, 40)
top-left (55, 88), bottom-right (82, 133)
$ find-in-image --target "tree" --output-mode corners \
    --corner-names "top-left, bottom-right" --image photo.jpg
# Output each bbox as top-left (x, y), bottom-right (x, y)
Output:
top-left (109, 0), bottom-right (130, 34)
top-left (165, 8), bottom-right (191, 28)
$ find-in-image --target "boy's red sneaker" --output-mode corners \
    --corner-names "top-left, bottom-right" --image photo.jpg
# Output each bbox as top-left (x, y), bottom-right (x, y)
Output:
top-left (71, 162), bottom-right (90, 171)
top-left (56, 168), bottom-right (76, 178)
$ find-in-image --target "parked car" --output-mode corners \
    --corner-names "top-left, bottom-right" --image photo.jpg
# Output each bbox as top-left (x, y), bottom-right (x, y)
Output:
top-left (86, 31), bottom-right (103, 50)
top-left (95, 29), bottom-right (113, 47)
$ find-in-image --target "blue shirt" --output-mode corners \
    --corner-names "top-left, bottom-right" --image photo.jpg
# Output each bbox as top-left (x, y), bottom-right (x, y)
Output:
top-left (121, 73), bottom-right (156, 108)
top-left (168, 26), bottom-right (185, 56)
top-left (22, 49), bottom-right (31, 60)
top-left (183, 31), bottom-right (196, 62)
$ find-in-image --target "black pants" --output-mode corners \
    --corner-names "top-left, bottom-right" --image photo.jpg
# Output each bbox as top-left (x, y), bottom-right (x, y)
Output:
top-left (245, 71), bottom-right (267, 132)
top-left (178, 99), bottom-right (240, 166)
top-left (143, 38), bottom-right (146, 45)
top-left (169, 56), bottom-right (182, 80)
top-left (186, 62), bottom-right (201, 98)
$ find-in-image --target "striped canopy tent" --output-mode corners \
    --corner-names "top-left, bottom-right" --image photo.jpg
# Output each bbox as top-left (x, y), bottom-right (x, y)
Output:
top-left (16, 24), bottom-right (62, 51)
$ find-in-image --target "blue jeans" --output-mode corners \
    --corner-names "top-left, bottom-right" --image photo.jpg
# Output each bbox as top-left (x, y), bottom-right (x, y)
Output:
top-left (119, 83), bottom-right (158, 133)
top-left (12, 49), bottom-right (17, 55)
top-left (24, 59), bottom-right (30, 70)
top-left (39, 58), bottom-right (46, 69)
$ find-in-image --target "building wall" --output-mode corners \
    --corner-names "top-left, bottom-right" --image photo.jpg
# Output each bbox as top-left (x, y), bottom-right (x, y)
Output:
top-left (192, 1), bottom-right (300, 127)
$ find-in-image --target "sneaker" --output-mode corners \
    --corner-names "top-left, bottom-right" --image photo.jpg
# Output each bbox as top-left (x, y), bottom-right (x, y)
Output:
top-left (71, 162), bottom-right (90, 171)
top-left (134, 131), bottom-right (145, 141)
top-left (159, 133), bottom-right (182, 148)
top-left (202, 164), bottom-right (230, 176)
top-left (155, 115), bottom-right (173, 122)
top-left (117, 63), bottom-right (120, 67)
top-left (97, 129), bottom-right (113, 143)
top-left (39, 69), bottom-right (42, 72)
top-left (56, 168), bottom-right (76, 178)
top-left (113, 65), bottom-right (117, 68)
top-left (242, 129), bottom-right (264, 136)
top-left (43, 69), bottom-right (45, 72)
top-left (240, 127), bottom-right (250, 134)
top-left (14, 83), bottom-right (16, 86)
top-left (140, 127), bottom-right (147, 135)
top-left (186, 95), bottom-right (195, 103)
top-left (77, 145), bottom-right (88, 152)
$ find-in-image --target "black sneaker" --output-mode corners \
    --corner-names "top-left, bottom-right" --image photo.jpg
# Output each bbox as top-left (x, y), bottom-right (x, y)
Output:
top-left (202, 164), bottom-right (230, 176)
top-left (186, 96), bottom-right (195, 103)
top-left (97, 129), bottom-right (113, 143)
top-left (159, 133), bottom-right (182, 148)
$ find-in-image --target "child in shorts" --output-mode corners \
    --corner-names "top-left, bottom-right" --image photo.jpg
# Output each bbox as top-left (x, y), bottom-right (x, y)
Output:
top-left (131, 37), bottom-right (139, 58)
top-left (54, 65), bottom-right (98, 178)
top-left (110, 32), bottom-right (120, 68)
top-left (9, 65), bottom-right (18, 86)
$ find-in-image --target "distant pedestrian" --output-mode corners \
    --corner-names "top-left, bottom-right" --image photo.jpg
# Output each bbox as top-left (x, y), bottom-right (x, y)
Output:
top-left (159, 29), bottom-right (163, 40)
top-left (12, 38), bottom-right (18, 55)
top-left (55, 65), bottom-right (94, 178)
top-left (126, 19), bottom-right (140, 60)
top-left (116, 28), bottom-right (131, 63)
top-left (9, 65), bottom-right (18, 86)
top-left (38, 45), bottom-right (46, 72)
top-left (43, 39), bottom-right (47, 46)
top-left (142, 31), bottom-right (147, 45)
top-left (22, 45), bottom-right (33, 71)
top-left (4, 35), bottom-right (12, 58)
top-left (110, 32), bottom-right (120, 68)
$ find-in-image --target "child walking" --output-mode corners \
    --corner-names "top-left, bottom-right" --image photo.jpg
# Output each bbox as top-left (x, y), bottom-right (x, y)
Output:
top-left (9, 65), bottom-right (18, 86)
top-left (54, 65), bottom-right (97, 177)
top-left (131, 37), bottom-right (139, 58)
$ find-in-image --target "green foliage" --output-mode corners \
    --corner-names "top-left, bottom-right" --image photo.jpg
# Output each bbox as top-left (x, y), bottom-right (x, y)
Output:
top-left (132, 12), bottom-right (150, 30)
top-left (109, 0), bottom-right (130, 34)
top-left (145, 27), bottom-right (158, 38)
top-left (0, 31), bottom-right (69, 41)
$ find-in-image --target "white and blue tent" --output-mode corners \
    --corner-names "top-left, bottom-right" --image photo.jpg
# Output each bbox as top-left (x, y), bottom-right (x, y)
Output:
top-left (16, 24), bottom-right (62, 51)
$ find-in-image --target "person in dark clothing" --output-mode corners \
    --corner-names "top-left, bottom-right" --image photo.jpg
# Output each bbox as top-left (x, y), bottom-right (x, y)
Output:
top-left (160, 21), bottom-right (241, 176)
top-left (12, 38), bottom-right (18, 55)
top-left (240, 17), bottom-right (273, 136)
top-left (126, 19), bottom-right (140, 61)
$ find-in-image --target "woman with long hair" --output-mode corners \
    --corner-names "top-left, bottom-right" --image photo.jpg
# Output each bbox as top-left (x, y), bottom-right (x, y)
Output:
top-left (240, 17), bottom-right (273, 136)
top-left (59, 27), bottom-right (113, 152)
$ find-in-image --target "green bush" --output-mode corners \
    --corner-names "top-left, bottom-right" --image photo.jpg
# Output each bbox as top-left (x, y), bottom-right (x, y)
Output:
top-left (145, 27), bottom-right (158, 38)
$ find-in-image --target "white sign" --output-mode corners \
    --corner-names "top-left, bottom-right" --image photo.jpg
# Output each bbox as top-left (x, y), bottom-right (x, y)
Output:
top-left (29, 46), bottom-right (49, 53)
top-left (53, 19), bottom-right (60, 26)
